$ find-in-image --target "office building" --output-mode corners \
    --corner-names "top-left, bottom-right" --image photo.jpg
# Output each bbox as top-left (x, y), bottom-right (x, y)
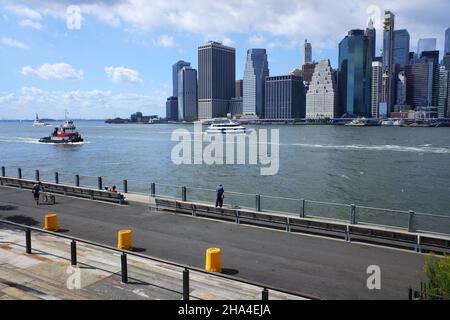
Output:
top-left (178, 66), bottom-right (198, 121)
top-left (405, 62), bottom-right (434, 108)
top-left (393, 29), bottom-right (410, 69)
top-left (198, 41), bottom-right (236, 119)
top-left (306, 59), bottom-right (338, 119)
top-left (172, 61), bottom-right (191, 97)
top-left (421, 50), bottom-right (440, 107)
top-left (445, 28), bottom-right (450, 55)
top-left (166, 97), bottom-right (178, 121)
top-left (229, 97), bottom-right (243, 117)
top-left (303, 40), bottom-right (312, 65)
top-left (366, 19), bottom-right (376, 58)
top-left (382, 11), bottom-right (395, 114)
top-left (443, 54), bottom-right (450, 71)
top-left (371, 61), bottom-right (383, 118)
top-left (417, 38), bottom-right (436, 56)
top-left (235, 80), bottom-right (243, 98)
top-left (338, 29), bottom-right (373, 117)
top-left (265, 75), bottom-right (306, 119)
top-left (438, 66), bottom-right (449, 118)
top-left (302, 62), bottom-right (317, 86)
top-left (243, 49), bottom-right (269, 117)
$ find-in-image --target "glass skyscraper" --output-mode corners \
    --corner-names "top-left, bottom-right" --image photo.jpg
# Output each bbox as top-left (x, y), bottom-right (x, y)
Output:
top-left (393, 30), bottom-right (410, 69)
top-left (172, 61), bottom-right (191, 97)
top-left (417, 38), bottom-right (436, 56)
top-left (178, 66), bottom-right (198, 121)
top-left (303, 40), bottom-right (312, 65)
top-left (243, 49), bottom-right (269, 117)
top-left (445, 28), bottom-right (450, 55)
top-left (338, 29), bottom-right (373, 117)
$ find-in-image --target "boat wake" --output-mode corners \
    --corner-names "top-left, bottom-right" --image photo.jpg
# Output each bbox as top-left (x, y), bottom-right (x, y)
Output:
top-left (0, 136), bottom-right (90, 145)
top-left (285, 143), bottom-right (450, 154)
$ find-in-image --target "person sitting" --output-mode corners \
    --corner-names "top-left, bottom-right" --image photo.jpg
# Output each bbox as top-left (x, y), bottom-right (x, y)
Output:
top-left (109, 186), bottom-right (118, 193)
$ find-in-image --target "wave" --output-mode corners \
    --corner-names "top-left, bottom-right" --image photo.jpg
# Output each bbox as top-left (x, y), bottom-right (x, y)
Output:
top-left (285, 143), bottom-right (450, 154)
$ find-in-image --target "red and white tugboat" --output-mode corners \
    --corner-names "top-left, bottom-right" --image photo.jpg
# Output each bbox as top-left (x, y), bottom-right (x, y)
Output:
top-left (39, 114), bottom-right (83, 144)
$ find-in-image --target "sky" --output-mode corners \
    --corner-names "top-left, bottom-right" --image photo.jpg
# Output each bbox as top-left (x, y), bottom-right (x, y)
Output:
top-left (0, 0), bottom-right (449, 119)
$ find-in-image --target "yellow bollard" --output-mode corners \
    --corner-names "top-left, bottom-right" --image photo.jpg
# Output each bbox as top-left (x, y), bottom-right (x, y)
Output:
top-left (118, 230), bottom-right (133, 250)
top-left (44, 213), bottom-right (59, 232)
top-left (205, 248), bottom-right (222, 273)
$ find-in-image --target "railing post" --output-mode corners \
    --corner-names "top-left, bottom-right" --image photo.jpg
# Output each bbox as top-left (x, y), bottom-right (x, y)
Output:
top-left (408, 211), bottom-right (415, 233)
top-left (182, 186), bottom-right (187, 202)
top-left (123, 180), bottom-right (128, 193)
top-left (121, 253), bottom-right (128, 283)
top-left (98, 177), bottom-right (103, 190)
top-left (183, 268), bottom-right (189, 300)
top-left (1, 166), bottom-right (5, 177)
top-left (300, 199), bottom-right (305, 218)
top-left (256, 194), bottom-right (261, 212)
top-left (35, 169), bottom-right (40, 182)
top-left (350, 204), bottom-right (356, 225)
top-left (71, 240), bottom-right (77, 266)
top-left (75, 174), bottom-right (80, 187)
top-left (262, 288), bottom-right (269, 300)
top-left (25, 228), bottom-right (32, 254)
top-left (55, 172), bottom-right (59, 184)
top-left (150, 183), bottom-right (156, 197)
top-left (18, 168), bottom-right (22, 179)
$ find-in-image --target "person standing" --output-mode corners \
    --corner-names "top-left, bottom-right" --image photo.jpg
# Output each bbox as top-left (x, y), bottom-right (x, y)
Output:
top-left (32, 182), bottom-right (42, 205)
top-left (215, 184), bottom-right (224, 208)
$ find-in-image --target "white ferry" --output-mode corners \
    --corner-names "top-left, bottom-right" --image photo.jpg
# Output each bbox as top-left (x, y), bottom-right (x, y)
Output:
top-left (206, 120), bottom-right (248, 135)
top-left (32, 114), bottom-right (50, 127)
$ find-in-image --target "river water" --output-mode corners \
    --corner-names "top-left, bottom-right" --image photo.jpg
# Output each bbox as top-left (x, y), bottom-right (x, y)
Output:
top-left (1, 121), bottom-right (449, 233)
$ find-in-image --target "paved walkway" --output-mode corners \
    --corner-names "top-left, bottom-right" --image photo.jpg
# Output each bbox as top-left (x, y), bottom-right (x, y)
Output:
top-left (0, 186), bottom-right (425, 299)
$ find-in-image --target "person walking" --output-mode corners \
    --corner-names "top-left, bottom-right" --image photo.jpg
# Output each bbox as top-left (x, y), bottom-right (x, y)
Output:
top-left (215, 184), bottom-right (224, 208)
top-left (32, 182), bottom-right (42, 205)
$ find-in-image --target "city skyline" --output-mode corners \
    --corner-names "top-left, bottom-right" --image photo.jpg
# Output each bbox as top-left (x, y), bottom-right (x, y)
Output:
top-left (0, 0), bottom-right (450, 119)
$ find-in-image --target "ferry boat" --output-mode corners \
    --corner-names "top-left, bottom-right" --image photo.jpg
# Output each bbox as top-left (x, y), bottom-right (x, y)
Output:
top-left (39, 116), bottom-right (83, 143)
top-left (345, 118), bottom-right (369, 127)
top-left (32, 114), bottom-right (50, 127)
top-left (206, 120), bottom-right (248, 134)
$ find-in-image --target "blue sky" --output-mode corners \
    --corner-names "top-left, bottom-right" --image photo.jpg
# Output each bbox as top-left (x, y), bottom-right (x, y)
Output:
top-left (0, 0), bottom-right (449, 119)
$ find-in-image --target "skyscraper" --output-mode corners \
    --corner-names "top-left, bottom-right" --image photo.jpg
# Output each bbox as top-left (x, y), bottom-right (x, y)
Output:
top-left (417, 38), bottom-right (437, 56)
top-left (382, 11), bottom-right (395, 114)
top-left (265, 75), bottom-right (306, 119)
top-left (306, 60), bottom-right (337, 119)
top-left (243, 49), bottom-right (269, 117)
top-left (338, 29), bottom-right (373, 117)
top-left (235, 80), bottom-right (243, 98)
top-left (438, 66), bottom-right (449, 118)
top-left (172, 61), bottom-right (191, 97)
top-left (421, 50), bottom-right (440, 107)
top-left (371, 61), bottom-right (383, 118)
top-left (178, 66), bottom-right (198, 121)
top-left (303, 40), bottom-right (312, 65)
top-left (166, 96), bottom-right (178, 121)
top-left (393, 30), bottom-right (410, 69)
top-left (405, 62), bottom-right (434, 108)
top-left (366, 19), bottom-right (376, 58)
top-left (198, 41), bottom-right (236, 119)
top-left (445, 28), bottom-right (450, 55)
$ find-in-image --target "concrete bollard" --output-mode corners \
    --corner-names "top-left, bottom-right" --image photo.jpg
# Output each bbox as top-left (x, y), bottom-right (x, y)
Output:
top-left (183, 268), bottom-right (189, 300)
top-left (300, 199), bottom-right (305, 218)
top-left (182, 186), bottom-right (187, 202)
top-left (118, 230), bottom-right (133, 250)
top-left (35, 170), bottom-right (40, 182)
top-left (98, 177), bottom-right (103, 190)
top-left (1, 166), bottom-right (5, 177)
top-left (44, 213), bottom-right (59, 232)
top-left (18, 168), bottom-right (22, 179)
top-left (55, 172), bottom-right (59, 184)
top-left (256, 194), bottom-right (261, 212)
top-left (205, 248), bottom-right (222, 273)
top-left (150, 183), bottom-right (156, 197)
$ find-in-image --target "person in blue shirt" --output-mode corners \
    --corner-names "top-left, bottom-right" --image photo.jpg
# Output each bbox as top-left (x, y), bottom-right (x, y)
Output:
top-left (215, 184), bottom-right (224, 208)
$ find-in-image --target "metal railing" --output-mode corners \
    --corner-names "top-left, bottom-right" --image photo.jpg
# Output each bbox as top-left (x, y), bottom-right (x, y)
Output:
top-left (0, 218), bottom-right (316, 300)
top-left (1, 165), bottom-right (450, 236)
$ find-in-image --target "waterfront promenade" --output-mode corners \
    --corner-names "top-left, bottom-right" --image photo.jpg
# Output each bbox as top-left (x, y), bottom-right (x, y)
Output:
top-left (0, 185), bottom-right (426, 299)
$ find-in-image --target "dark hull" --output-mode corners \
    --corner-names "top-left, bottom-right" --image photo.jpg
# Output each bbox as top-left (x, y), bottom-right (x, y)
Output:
top-left (39, 137), bottom-right (84, 143)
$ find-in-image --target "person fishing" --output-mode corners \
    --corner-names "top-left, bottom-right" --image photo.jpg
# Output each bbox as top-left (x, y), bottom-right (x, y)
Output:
top-left (31, 182), bottom-right (43, 205)
top-left (215, 184), bottom-right (225, 208)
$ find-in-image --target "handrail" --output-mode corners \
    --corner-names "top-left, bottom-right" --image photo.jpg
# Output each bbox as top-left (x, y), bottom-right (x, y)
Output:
top-left (0, 218), bottom-right (318, 300)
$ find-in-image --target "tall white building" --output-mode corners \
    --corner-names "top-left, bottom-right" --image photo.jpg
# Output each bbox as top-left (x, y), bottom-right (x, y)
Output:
top-left (371, 61), bottom-right (383, 118)
top-left (243, 49), bottom-right (269, 117)
top-left (306, 60), bottom-right (337, 119)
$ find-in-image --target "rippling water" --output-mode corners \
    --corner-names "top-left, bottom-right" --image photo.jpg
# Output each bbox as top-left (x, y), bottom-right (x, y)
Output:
top-left (1, 120), bottom-right (450, 231)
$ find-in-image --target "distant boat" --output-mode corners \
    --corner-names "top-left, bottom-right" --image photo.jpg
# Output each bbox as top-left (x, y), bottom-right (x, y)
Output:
top-left (33, 114), bottom-right (50, 127)
top-left (206, 120), bottom-right (248, 134)
top-left (345, 118), bottom-right (369, 127)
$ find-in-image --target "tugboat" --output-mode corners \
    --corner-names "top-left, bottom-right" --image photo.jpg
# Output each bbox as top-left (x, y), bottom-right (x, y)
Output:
top-left (39, 115), bottom-right (83, 143)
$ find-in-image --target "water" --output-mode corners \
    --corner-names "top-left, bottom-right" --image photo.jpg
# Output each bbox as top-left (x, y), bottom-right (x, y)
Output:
top-left (1, 120), bottom-right (450, 233)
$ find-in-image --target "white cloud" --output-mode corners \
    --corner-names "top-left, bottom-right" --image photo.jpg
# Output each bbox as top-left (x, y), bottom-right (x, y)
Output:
top-left (153, 34), bottom-right (175, 48)
top-left (6, 4), bottom-right (42, 20)
top-left (0, 88), bottom-right (167, 119)
top-left (1, 37), bottom-right (29, 49)
top-left (21, 63), bottom-right (84, 81)
top-left (222, 37), bottom-right (235, 47)
top-left (19, 19), bottom-right (43, 29)
top-left (104, 66), bottom-right (143, 84)
top-left (248, 35), bottom-right (266, 47)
